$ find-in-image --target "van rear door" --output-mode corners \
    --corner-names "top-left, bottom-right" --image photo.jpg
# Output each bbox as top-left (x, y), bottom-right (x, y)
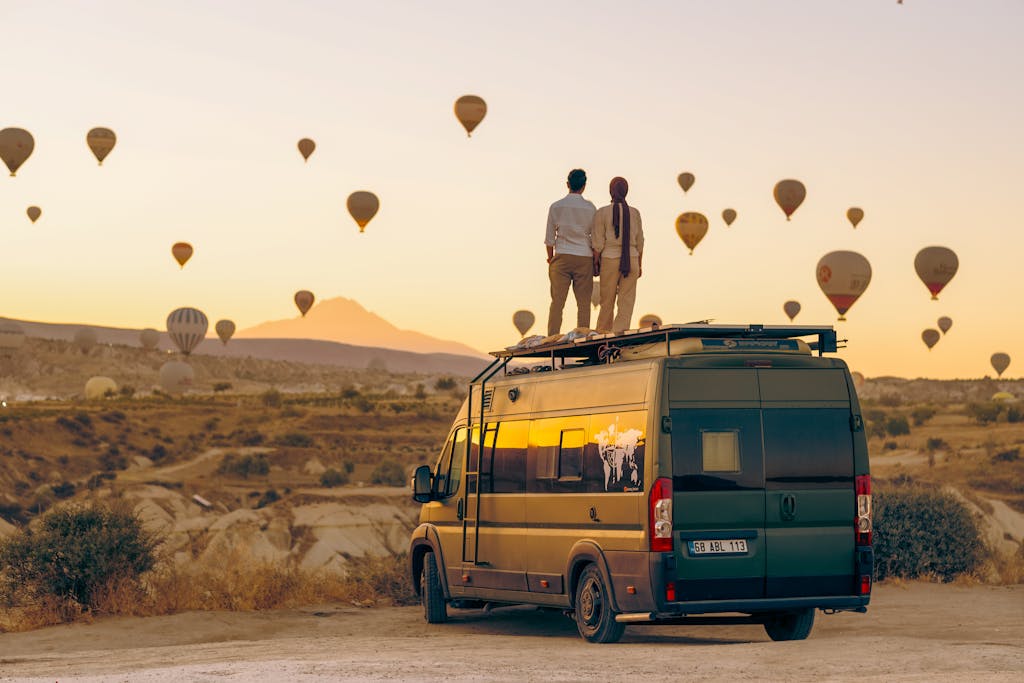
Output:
top-left (758, 368), bottom-right (856, 597)
top-left (668, 369), bottom-right (766, 601)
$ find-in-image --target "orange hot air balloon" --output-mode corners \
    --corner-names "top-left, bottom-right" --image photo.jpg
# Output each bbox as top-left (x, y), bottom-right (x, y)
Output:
top-left (512, 310), bottom-right (535, 337)
top-left (454, 95), bottom-right (487, 136)
top-left (172, 242), bottom-right (193, 268)
top-left (816, 251), bottom-right (872, 321)
top-left (922, 329), bottom-right (940, 350)
top-left (783, 300), bottom-right (801, 322)
top-left (773, 179), bottom-right (806, 220)
top-left (675, 212), bottom-right (708, 255)
top-left (347, 191), bottom-right (379, 232)
top-left (0, 128), bottom-right (34, 176)
top-left (638, 314), bottom-right (662, 329)
top-left (914, 246), bottom-right (958, 300)
top-left (722, 208), bottom-right (737, 226)
top-left (294, 290), bottom-right (315, 317)
top-left (937, 316), bottom-right (952, 334)
top-left (26, 206), bottom-right (41, 223)
top-left (86, 127), bottom-right (116, 165)
top-left (991, 353), bottom-right (1010, 377)
top-left (215, 319), bottom-right (235, 345)
top-left (847, 207), bottom-right (864, 228)
top-left (297, 138), bottom-right (315, 161)
top-left (677, 173), bottom-right (695, 193)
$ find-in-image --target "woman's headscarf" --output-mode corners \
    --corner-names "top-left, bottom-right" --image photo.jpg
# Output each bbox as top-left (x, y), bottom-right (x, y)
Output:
top-left (610, 177), bottom-right (631, 276)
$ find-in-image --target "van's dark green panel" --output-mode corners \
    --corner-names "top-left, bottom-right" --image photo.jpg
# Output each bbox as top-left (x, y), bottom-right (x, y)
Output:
top-left (674, 577), bottom-right (763, 602)
top-left (758, 368), bottom-right (850, 403)
top-left (668, 369), bottom-right (759, 403)
top-left (762, 408), bottom-right (854, 490)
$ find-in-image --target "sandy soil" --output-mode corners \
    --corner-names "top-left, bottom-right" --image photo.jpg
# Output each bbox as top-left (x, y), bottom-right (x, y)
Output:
top-left (1, 583), bottom-right (1022, 682)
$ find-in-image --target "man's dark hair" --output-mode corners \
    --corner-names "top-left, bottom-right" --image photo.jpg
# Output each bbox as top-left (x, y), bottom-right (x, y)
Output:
top-left (567, 169), bottom-right (587, 192)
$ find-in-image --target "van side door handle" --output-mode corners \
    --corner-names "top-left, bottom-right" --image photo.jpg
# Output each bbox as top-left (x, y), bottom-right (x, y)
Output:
top-left (457, 498), bottom-right (464, 520)
top-left (780, 493), bottom-right (796, 520)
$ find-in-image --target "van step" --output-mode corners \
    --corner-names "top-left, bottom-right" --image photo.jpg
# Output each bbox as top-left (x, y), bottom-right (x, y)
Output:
top-left (615, 612), bottom-right (655, 623)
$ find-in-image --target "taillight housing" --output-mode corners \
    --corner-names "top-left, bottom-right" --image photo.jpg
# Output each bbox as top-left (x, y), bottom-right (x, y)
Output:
top-left (649, 477), bottom-right (673, 552)
top-left (855, 474), bottom-right (872, 546)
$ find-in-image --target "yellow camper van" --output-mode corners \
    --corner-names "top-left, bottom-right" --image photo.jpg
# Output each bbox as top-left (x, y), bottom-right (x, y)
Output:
top-left (409, 324), bottom-right (873, 643)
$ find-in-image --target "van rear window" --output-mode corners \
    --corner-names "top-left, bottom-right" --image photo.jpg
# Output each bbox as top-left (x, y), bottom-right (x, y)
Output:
top-left (762, 408), bottom-right (853, 489)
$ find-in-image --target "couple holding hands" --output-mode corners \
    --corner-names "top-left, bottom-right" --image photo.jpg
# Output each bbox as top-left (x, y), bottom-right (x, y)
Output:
top-left (545, 168), bottom-right (644, 336)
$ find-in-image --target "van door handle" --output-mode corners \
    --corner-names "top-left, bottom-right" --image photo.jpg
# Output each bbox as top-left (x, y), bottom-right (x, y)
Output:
top-left (781, 494), bottom-right (796, 520)
top-left (457, 498), bottom-right (464, 520)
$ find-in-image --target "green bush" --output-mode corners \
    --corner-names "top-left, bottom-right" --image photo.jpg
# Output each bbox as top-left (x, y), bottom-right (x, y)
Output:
top-left (873, 487), bottom-right (986, 582)
top-left (1007, 406), bottom-right (1023, 423)
top-left (320, 468), bottom-right (349, 487)
top-left (370, 459), bottom-right (407, 487)
top-left (967, 402), bottom-right (1001, 425)
top-left (911, 406), bottom-right (936, 426)
top-left (260, 388), bottom-right (283, 408)
top-left (217, 453), bottom-right (270, 478)
top-left (885, 416), bottom-right (910, 436)
top-left (434, 377), bottom-right (457, 391)
top-left (0, 501), bottom-right (157, 610)
top-left (925, 437), bottom-right (947, 452)
top-left (274, 432), bottom-right (314, 448)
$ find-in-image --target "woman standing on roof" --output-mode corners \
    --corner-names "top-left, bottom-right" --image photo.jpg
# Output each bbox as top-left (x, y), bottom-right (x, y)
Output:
top-left (592, 177), bottom-right (644, 334)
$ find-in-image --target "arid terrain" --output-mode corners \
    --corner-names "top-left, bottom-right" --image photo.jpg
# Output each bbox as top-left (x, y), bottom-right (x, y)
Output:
top-left (1, 583), bottom-right (1022, 681)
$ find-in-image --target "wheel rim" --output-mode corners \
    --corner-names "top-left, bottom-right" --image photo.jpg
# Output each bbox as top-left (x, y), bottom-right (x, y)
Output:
top-left (579, 576), bottom-right (603, 628)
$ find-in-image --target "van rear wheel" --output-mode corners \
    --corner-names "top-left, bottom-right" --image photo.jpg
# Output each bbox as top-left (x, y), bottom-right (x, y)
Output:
top-left (764, 608), bottom-right (815, 641)
top-left (421, 551), bottom-right (447, 624)
top-left (574, 564), bottom-right (625, 643)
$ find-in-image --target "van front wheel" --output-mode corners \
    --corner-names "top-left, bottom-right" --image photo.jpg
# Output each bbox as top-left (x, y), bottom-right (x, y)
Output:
top-left (574, 564), bottom-right (625, 643)
top-left (421, 551), bottom-right (447, 624)
top-left (764, 608), bottom-right (815, 641)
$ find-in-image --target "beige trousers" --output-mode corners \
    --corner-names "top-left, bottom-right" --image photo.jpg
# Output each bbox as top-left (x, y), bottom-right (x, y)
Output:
top-left (597, 256), bottom-right (639, 334)
top-left (547, 254), bottom-right (594, 335)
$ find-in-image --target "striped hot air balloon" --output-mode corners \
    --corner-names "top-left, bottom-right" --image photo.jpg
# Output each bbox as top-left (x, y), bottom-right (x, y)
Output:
top-left (166, 307), bottom-right (208, 355)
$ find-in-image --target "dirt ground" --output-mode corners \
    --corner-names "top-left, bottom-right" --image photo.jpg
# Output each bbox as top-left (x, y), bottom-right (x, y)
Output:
top-left (1, 583), bottom-right (1022, 682)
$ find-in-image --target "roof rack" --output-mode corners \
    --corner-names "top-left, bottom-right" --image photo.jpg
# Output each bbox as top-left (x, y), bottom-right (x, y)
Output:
top-left (491, 323), bottom-right (840, 363)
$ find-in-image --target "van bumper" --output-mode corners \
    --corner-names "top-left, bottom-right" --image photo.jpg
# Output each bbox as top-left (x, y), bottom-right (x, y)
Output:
top-left (617, 595), bottom-right (870, 623)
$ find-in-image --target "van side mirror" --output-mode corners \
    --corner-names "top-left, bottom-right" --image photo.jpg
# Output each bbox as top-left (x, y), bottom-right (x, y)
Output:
top-left (412, 465), bottom-right (433, 503)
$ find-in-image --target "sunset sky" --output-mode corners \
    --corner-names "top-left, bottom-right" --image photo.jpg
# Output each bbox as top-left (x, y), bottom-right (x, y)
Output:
top-left (1, 1), bottom-right (1020, 379)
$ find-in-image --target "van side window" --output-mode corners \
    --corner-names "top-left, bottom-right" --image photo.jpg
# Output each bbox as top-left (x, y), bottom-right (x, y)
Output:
top-left (701, 430), bottom-right (740, 473)
top-left (492, 421), bottom-right (528, 493)
top-left (558, 429), bottom-right (585, 480)
top-left (434, 428), bottom-right (466, 498)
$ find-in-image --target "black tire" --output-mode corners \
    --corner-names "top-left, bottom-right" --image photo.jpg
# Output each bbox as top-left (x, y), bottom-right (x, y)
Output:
top-left (421, 551), bottom-right (447, 624)
top-left (764, 608), bottom-right (815, 641)
top-left (573, 564), bottom-right (625, 643)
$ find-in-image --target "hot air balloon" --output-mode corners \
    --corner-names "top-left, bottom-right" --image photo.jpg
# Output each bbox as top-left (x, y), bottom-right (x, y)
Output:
top-left (0, 128), bottom-right (34, 176)
top-left (0, 321), bottom-right (25, 351)
top-left (215, 319), bottom-right (235, 345)
top-left (722, 208), bottom-right (737, 226)
top-left (937, 316), bottom-right (952, 334)
top-left (512, 310), bottom-right (535, 337)
top-left (675, 212), bottom-right (708, 255)
top-left (159, 360), bottom-right (194, 394)
top-left (783, 300), bottom-right (801, 322)
top-left (84, 377), bottom-right (118, 400)
top-left (139, 328), bottom-right (160, 350)
top-left (172, 242), bottom-right (193, 268)
top-left (991, 353), bottom-right (1011, 378)
top-left (914, 246), bottom-right (958, 300)
top-left (454, 95), bottom-right (487, 136)
top-left (347, 191), bottom-right (379, 232)
top-left (73, 327), bottom-right (98, 354)
top-left (166, 308), bottom-right (208, 355)
top-left (638, 314), bottom-right (662, 328)
top-left (922, 329), bottom-right (940, 350)
top-left (677, 173), bottom-right (695, 193)
top-left (816, 251), bottom-right (872, 321)
top-left (26, 206), bottom-right (41, 223)
top-left (297, 138), bottom-right (316, 161)
top-left (86, 127), bottom-right (116, 165)
top-left (294, 290), bottom-right (315, 317)
top-left (847, 207), bottom-right (864, 228)
top-left (851, 371), bottom-right (865, 390)
top-left (773, 179), bottom-right (806, 220)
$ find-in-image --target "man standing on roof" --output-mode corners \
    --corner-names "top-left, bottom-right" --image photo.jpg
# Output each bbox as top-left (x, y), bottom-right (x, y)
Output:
top-left (545, 169), bottom-right (597, 336)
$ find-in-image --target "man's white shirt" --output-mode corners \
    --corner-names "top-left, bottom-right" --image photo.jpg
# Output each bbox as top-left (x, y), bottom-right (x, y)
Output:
top-left (545, 193), bottom-right (597, 258)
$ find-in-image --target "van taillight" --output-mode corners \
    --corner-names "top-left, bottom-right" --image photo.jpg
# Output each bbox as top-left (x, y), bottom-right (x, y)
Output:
top-left (649, 477), bottom-right (673, 552)
top-left (855, 474), bottom-right (872, 546)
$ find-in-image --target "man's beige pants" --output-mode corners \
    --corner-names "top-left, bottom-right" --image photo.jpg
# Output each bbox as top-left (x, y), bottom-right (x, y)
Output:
top-left (597, 256), bottom-right (639, 334)
top-left (547, 254), bottom-right (594, 336)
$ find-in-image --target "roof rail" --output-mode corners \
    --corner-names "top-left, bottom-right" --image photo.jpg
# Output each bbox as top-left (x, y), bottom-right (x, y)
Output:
top-left (492, 323), bottom-right (839, 363)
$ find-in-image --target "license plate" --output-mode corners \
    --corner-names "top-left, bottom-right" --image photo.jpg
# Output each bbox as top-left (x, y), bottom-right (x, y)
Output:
top-left (688, 539), bottom-right (748, 555)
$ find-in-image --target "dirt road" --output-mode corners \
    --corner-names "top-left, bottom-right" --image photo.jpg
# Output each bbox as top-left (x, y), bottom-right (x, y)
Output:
top-left (2, 583), bottom-right (1022, 681)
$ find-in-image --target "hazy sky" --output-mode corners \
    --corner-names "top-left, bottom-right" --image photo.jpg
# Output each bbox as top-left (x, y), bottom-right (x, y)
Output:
top-left (2, 1), bottom-right (1021, 379)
